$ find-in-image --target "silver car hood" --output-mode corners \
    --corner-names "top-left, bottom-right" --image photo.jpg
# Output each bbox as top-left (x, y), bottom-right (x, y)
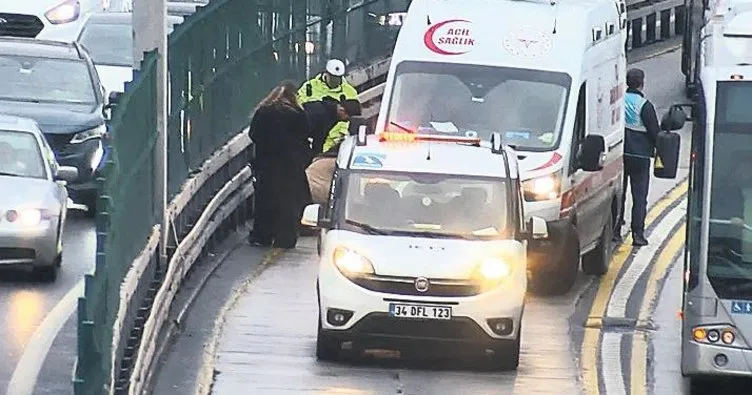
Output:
top-left (0, 176), bottom-right (60, 210)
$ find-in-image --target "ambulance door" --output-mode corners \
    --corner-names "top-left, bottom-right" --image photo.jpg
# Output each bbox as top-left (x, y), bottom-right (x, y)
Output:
top-left (568, 81), bottom-right (600, 248)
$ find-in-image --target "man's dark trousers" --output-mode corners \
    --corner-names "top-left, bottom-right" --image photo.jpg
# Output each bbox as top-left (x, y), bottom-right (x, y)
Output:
top-left (618, 156), bottom-right (651, 238)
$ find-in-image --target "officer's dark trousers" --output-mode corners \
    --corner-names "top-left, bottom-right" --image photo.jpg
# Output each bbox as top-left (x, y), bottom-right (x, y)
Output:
top-left (618, 156), bottom-right (651, 236)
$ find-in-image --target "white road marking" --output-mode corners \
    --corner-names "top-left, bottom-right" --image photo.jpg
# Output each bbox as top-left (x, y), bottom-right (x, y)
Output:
top-left (602, 332), bottom-right (627, 395)
top-left (606, 202), bottom-right (686, 318)
top-left (6, 280), bottom-right (84, 395)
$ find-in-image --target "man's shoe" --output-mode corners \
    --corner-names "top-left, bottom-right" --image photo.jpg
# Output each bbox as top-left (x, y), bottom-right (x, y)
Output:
top-left (612, 233), bottom-right (623, 243)
top-left (632, 234), bottom-right (648, 247)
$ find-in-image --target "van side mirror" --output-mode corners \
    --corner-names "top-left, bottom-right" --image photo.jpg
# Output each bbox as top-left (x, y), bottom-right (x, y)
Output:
top-left (527, 216), bottom-right (549, 240)
top-left (661, 104), bottom-right (691, 131)
top-left (105, 91), bottom-right (123, 109)
top-left (301, 203), bottom-right (331, 228)
top-left (55, 166), bottom-right (79, 182)
top-left (578, 134), bottom-right (605, 172)
top-left (348, 116), bottom-right (372, 135)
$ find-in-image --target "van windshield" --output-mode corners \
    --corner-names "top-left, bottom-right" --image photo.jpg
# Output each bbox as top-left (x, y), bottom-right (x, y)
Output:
top-left (341, 171), bottom-right (512, 240)
top-left (385, 61), bottom-right (571, 151)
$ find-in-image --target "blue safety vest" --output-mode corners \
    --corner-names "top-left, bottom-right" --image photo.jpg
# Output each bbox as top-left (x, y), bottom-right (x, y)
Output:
top-left (624, 92), bottom-right (647, 132)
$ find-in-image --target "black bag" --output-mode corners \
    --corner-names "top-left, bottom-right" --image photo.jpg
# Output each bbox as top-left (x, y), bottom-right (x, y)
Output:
top-left (654, 130), bottom-right (680, 179)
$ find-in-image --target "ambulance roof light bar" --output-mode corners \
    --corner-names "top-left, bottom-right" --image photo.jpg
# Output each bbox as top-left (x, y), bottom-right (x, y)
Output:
top-left (712, 0), bottom-right (752, 22)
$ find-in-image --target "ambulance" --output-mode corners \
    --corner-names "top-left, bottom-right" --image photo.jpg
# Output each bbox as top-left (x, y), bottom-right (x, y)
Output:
top-left (301, 128), bottom-right (550, 369)
top-left (373, 0), bottom-right (629, 295)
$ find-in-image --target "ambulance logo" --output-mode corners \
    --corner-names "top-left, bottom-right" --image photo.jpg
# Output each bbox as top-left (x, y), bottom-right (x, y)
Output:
top-left (423, 19), bottom-right (475, 55)
top-left (503, 27), bottom-right (553, 58)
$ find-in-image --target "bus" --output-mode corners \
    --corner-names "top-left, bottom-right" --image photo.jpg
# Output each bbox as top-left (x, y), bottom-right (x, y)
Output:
top-left (675, 0), bottom-right (752, 391)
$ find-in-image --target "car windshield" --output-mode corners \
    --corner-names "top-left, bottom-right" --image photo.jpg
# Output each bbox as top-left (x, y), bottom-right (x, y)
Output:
top-left (0, 55), bottom-right (96, 104)
top-left (79, 22), bottom-right (133, 67)
top-left (342, 172), bottom-right (511, 239)
top-left (0, 130), bottom-right (46, 179)
top-left (706, 81), bottom-right (752, 299)
top-left (78, 20), bottom-right (181, 67)
top-left (385, 61), bottom-right (571, 151)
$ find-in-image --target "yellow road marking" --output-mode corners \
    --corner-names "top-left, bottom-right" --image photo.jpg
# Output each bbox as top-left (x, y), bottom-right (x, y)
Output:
top-left (581, 181), bottom-right (687, 395)
top-left (630, 224), bottom-right (686, 395)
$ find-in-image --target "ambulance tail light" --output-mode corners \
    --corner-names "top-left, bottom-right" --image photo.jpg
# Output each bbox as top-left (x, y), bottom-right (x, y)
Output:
top-left (379, 132), bottom-right (481, 145)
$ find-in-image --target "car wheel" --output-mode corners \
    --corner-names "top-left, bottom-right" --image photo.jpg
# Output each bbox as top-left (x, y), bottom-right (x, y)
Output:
top-left (487, 336), bottom-right (520, 371)
top-left (582, 213), bottom-right (613, 276)
top-left (316, 313), bottom-right (341, 361)
top-left (34, 261), bottom-right (59, 282)
top-left (529, 222), bottom-right (580, 296)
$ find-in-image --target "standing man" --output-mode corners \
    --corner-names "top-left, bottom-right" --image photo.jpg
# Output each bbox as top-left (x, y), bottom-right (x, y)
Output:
top-left (615, 68), bottom-right (661, 247)
top-left (298, 59), bottom-right (362, 153)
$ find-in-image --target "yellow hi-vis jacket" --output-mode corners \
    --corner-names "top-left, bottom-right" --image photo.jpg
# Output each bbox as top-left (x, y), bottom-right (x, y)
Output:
top-left (297, 73), bottom-right (360, 153)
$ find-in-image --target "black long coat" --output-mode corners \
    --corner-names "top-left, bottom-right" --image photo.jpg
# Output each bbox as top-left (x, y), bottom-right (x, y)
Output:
top-left (248, 102), bottom-right (312, 211)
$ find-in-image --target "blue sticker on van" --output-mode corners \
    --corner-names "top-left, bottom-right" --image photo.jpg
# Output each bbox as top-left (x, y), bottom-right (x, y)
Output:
top-left (505, 131), bottom-right (531, 140)
top-left (730, 301), bottom-right (752, 314)
top-left (352, 153), bottom-right (386, 169)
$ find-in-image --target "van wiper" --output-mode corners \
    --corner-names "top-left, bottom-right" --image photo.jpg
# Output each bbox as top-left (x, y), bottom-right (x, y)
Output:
top-left (0, 171), bottom-right (21, 177)
top-left (345, 220), bottom-right (391, 235)
top-left (389, 121), bottom-right (412, 133)
top-left (393, 230), bottom-right (471, 240)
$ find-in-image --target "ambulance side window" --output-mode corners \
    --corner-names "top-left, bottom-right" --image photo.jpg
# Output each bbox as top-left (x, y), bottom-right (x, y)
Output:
top-left (569, 82), bottom-right (587, 175)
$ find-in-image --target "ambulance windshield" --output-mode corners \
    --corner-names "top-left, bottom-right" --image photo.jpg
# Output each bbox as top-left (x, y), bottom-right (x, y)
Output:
top-left (385, 61), bottom-right (571, 151)
top-left (342, 171), bottom-right (512, 239)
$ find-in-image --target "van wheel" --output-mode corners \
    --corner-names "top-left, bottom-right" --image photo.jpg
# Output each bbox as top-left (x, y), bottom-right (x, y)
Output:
top-left (582, 214), bottom-right (613, 276)
top-left (529, 222), bottom-right (579, 296)
top-left (487, 333), bottom-right (520, 370)
top-left (316, 315), bottom-right (340, 361)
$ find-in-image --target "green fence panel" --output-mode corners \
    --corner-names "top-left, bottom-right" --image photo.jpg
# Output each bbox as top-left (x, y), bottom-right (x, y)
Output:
top-left (74, 52), bottom-right (159, 395)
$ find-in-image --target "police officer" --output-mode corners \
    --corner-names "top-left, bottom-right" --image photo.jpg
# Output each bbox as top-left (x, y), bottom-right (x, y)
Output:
top-left (616, 68), bottom-right (661, 247)
top-left (297, 59), bottom-right (361, 153)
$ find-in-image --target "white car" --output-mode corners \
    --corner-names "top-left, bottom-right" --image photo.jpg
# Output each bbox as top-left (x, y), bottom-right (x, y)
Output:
top-left (75, 12), bottom-right (183, 96)
top-left (302, 129), bottom-right (550, 369)
top-left (0, 114), bottom-right (78, 281)
top-left (0, 0), bottom-right (109, 42)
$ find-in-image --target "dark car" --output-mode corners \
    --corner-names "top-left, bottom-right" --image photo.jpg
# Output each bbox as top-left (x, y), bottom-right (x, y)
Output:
top-left (0, 37), bottom-right (110, 215)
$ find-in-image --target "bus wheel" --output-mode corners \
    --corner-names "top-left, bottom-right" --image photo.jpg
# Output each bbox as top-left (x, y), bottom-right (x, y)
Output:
top-left (582, 214), bottom-right (613, 276)
top-left (529, 222), bottom-right (579, 296)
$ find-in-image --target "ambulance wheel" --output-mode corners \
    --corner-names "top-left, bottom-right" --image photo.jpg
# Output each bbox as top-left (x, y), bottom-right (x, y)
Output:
top-left (582, 214), bottom-right (613, 276)
top-left (487, 335), bottom-right (520, 371)
top-left (316, 317), bottom-right (341, 361)
top-left (529, 222), bottom-right (579, 296)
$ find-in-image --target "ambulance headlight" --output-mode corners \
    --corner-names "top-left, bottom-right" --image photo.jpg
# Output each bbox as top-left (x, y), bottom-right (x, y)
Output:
top-left (522, 170), bottom-right (562, 201)
top-left (332, 246), bottom-right (375, 276)
top-left (474, 257), bottom-right (512, 281)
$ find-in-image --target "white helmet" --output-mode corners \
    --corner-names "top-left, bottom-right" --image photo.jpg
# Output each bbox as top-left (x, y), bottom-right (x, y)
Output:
top-left (325, 59), bottom-right (346, 77)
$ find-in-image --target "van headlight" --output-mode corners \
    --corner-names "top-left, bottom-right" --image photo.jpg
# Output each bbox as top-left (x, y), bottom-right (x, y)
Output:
top-left (45, 0), bottom-right (80, 24)
top-left (474, 257), bottom-right (512, 281)
top-left (332, 246), bottom-right (375, 276)
top-left (522, 170), bottom-right (562, 201)
top-left (71, 124), bottom-right (106, 144)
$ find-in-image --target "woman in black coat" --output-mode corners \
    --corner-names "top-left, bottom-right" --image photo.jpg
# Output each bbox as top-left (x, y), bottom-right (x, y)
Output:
top-left (248, 80), bottom-right (312, 249)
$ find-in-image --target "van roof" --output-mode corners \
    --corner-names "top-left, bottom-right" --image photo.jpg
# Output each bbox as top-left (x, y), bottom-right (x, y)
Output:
top-left (393, 0), bottom-right (623, 74)
top-left (338, 135), bottom-right (519, 179)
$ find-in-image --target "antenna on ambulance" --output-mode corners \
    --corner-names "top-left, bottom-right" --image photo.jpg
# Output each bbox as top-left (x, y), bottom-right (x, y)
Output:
top-left (551, 0), bottom-right (558, 34)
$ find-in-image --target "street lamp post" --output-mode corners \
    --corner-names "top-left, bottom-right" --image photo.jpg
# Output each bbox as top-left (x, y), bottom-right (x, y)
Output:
top-left (133, 0), bottom-right (169, 264)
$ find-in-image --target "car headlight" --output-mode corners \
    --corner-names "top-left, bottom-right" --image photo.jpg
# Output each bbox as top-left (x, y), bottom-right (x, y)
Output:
top-left (474, 257), bottom-right (512, 281)
top-left (71, 124), bottom-right (106, 144)
top-left (45, 0), bottom-right (80, 24)
top-left (332, 246), bottom-right (375, 276)
top-left (522, 170), bottom-right (562, 201)
top-left (5, 209), bottom-right (47, 226)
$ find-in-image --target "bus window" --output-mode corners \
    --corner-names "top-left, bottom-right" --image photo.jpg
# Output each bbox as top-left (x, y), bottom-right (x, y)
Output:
top-left (706, 81), bottom-right (752, 300)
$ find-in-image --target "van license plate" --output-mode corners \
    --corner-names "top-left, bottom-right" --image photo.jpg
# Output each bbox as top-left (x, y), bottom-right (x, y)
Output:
top-left (388, 303), bottom-right (452, 320)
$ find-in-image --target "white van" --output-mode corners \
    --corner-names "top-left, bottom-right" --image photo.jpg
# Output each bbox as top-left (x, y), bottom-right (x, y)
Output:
top-left (302, 129), bottom-right (550, 369)
top-left (374, 0), bottom-right (628, 295)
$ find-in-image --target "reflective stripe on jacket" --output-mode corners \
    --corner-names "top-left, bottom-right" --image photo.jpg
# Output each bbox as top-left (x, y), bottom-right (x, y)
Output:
top-left (625, 92), bottom-right (647, 132)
